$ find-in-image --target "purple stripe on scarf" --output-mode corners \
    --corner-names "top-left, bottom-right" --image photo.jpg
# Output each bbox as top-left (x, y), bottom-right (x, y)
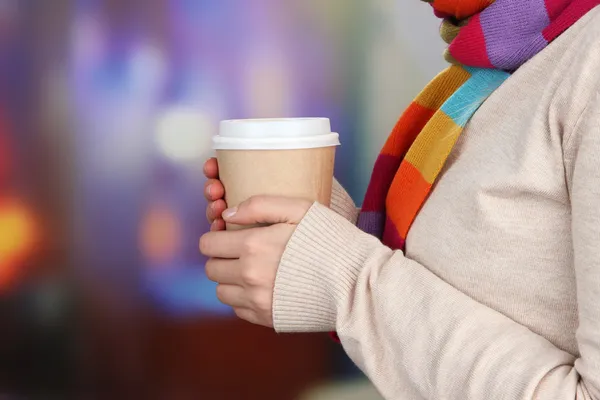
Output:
top-left (357, 211), bottom-right (385, 238)
top-left (480, 0), bottom-right (550, 70)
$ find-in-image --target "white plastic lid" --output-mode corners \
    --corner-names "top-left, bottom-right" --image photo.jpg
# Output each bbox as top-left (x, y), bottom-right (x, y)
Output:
top-left (213, 118), bottom-right (340, 150)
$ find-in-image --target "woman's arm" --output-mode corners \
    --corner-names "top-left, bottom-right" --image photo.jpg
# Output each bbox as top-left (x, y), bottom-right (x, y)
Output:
top-left (275, 202), bottom-right (598, 399)
top-left (273, 94), bottom-right (600, 400)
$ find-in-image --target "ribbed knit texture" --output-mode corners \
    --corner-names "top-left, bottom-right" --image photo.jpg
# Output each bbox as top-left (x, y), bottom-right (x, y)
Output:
top-left (274, 5), bottom-right (600, 400)
top-left (275, 203), bottom-right (367, 332)
top-left (330, 179), bottom-right (359, 224)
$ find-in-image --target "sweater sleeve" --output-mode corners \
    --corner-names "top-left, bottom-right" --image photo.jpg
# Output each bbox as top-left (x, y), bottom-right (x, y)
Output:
top-left (274, 90), bottom-right (600, 399)
top-left (329, 178), bottom-right (359, 224)
top-left (274, 201), bottom-right (599, 399)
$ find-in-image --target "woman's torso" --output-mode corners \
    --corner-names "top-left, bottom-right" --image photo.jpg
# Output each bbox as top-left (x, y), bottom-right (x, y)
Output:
top-left (406, 6), bottom-right (600, 356)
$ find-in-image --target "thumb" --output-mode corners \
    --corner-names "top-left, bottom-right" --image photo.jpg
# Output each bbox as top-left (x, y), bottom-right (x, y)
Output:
top-left (222, 196), bottom-right (313, 226)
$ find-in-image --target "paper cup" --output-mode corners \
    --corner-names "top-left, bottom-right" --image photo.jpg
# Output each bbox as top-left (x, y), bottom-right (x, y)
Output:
top-left (213, 118), bottom-right (340, 230)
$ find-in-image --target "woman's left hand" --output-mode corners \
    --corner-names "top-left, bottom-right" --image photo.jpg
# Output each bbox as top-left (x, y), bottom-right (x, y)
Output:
top-left (199, 196), bottom-right (312, 327)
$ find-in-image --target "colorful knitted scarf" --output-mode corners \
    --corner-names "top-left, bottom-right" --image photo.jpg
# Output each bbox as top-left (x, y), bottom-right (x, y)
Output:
top-left (358, 0), bottom-right (600, 251)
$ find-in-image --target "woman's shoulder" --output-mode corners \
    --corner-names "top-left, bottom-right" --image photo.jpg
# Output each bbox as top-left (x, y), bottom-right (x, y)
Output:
top-left (564, 6), bottom-right (600, 84)
top-left (557, 7), bottom-right (600, 174)
top-left (559, 6), bottom-right (600, 89)
top-left (545, 6), bottom-right (600, 146)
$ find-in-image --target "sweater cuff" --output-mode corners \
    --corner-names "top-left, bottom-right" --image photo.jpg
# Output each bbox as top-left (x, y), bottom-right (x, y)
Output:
top-left (330, 179), bottom-right (359, 224)
top-left (273, 202), bottom-right (380, 333)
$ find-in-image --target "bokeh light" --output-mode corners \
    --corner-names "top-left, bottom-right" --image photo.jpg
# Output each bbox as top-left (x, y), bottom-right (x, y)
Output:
top-left (139, 202), bottom-right (182, 266)
top-left (154, 107), bottom-right (213, 162)
top-left (0, 198), bottom-right (36, 290)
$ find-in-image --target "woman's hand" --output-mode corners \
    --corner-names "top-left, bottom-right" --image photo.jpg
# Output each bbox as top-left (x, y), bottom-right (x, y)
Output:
top-left (203, 158), bottom-right (227, 231)
top-left (199, 196), bottom-right (312, 327)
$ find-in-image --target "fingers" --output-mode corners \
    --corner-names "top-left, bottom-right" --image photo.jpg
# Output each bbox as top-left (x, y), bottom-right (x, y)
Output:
top-left (204, 179), bottom-right (225, 202)
top-left (199, 229), bottom-right (249, 259)
top-left (223, 196), bottom-right (312, 226)
top-left (205, 258), bottom-right (242, 285)
top-left (233, 308), bottom-right (259, 325)
top-left (204, 171), bottom-right (227, 230)
top-left (210, 218), bottom-right (226, 231)
top-left (215, 284), bottom-right (246, 308)
top-left (215, 285), bottom-right (269, 326)
top-left (206, 198), bottom-right (227, 223)
top-left (203, 157), bottom-right (219, 179)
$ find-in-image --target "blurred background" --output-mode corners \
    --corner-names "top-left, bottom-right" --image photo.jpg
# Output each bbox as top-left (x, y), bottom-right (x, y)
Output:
top-left (0, 0), bottom-right (444, 398)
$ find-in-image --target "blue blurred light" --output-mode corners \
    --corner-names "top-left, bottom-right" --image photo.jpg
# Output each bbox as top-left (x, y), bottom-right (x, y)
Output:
top-left (143, 265), bottom-right (233, 317)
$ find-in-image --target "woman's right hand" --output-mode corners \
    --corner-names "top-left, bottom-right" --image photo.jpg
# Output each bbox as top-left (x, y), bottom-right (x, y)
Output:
top-left (204, 158), bottom-right (227, 231)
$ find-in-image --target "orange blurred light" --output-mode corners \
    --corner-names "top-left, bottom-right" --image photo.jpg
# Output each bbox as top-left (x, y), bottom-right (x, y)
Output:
top-left (0, 199), bottom-right (36, 289)
top-left (139, 203), bottom-right (182, 266)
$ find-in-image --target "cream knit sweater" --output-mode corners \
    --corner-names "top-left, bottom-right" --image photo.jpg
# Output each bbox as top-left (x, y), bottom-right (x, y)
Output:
top-left (273, 7), bottom-right (600, 400)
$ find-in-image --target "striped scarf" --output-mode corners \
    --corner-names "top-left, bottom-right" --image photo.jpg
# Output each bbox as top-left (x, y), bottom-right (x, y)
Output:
top-left (358, 0), bottom-right (600, 251)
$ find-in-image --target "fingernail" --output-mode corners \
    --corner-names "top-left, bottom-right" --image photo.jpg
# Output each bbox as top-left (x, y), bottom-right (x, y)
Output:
top-left (206, 184), bottom-right (212, 197)
top-left (222, 207), bottom-right (237, 219)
